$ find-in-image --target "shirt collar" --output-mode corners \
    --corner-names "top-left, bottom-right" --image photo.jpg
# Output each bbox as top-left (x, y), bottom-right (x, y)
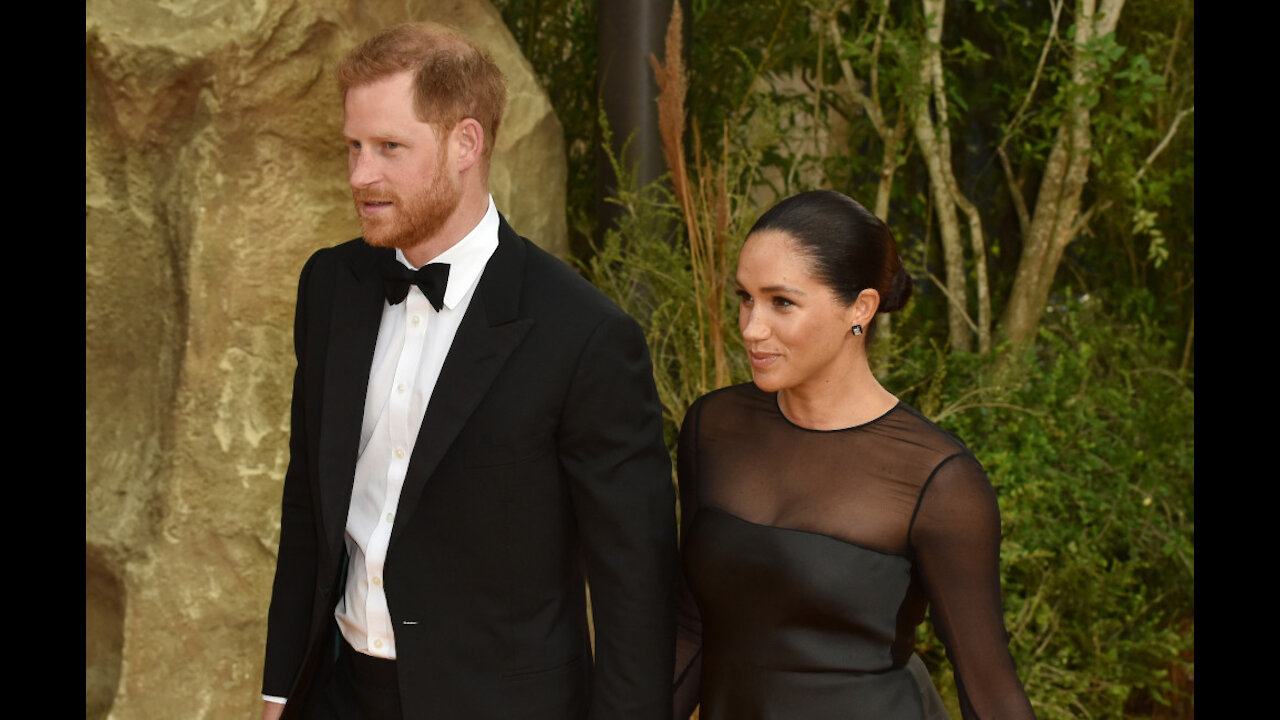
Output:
top-left (394, 195), bottom-right (500, 311)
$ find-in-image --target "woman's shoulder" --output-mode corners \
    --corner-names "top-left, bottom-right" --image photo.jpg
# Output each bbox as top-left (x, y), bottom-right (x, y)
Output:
top-left (868, 404), bottom-right (993, 513)
top-left (687, 382), bottom-right (771, 417)
top-left (881, 401), bottom-right (982, 468)
top-left (679, 382), bottom-right (776, 442)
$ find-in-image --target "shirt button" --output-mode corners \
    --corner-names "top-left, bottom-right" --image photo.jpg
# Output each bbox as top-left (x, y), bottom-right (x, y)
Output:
top-left (411, 315), bottom-right (421, 326)
top-left (385, 513), bottom-right (394, 523)
top-left (396, 383), bottom-right (407, 394)
top-left (395, 448), bottom-right (405, 459)
top-left (372, 576), bottom-right (382, 586)
top-left (373, 639), bottom-right (383, 649)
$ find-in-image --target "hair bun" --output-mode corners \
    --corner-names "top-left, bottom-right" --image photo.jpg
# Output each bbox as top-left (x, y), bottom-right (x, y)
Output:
top-left (878, 264), bottom-right (914, 314)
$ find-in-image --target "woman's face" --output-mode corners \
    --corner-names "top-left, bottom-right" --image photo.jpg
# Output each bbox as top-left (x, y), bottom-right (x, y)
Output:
top-left (736, 230), bottom-right (860, 394)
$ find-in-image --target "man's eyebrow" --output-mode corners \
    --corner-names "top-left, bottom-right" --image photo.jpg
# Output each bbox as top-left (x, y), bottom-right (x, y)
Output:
top-left (343, 131), bottom-right (414, 143)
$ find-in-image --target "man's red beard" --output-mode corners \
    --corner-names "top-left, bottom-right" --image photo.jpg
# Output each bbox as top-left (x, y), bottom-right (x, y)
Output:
top-left (354, 157), bottom-right (462, 251)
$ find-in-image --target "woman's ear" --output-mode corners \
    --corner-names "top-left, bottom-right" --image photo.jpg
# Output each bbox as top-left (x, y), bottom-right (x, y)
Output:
top-left (850, 288), bottom-right (881, 330)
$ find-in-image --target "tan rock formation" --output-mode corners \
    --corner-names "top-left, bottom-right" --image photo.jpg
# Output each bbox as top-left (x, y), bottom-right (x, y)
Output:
top-left (85, 2), bottom-right (566, 717)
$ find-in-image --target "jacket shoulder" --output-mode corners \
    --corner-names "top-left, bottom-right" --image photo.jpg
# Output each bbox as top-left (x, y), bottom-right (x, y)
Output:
top-left (517, 236), bottom-right (633, 325)
top-left (303, 237), bottom-right (372, 268)
top-left (294, 238), bottom-right (382, 294)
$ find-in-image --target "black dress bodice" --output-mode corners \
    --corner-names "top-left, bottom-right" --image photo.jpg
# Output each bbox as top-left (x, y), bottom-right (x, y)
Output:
top-left (673, 383), bottom-right (1035, 720)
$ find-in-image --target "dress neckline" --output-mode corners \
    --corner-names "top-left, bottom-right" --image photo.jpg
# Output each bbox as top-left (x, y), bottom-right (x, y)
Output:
top-left (770, 391), bottom-right (902, 433)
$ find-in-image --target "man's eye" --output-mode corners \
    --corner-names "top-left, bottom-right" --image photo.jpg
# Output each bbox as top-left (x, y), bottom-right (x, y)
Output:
top-left (385, 142), bottom-right (400, 150)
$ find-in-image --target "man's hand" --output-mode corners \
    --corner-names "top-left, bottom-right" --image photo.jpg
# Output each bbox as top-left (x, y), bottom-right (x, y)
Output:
top-left (261, 700), bottom-right (285, 720)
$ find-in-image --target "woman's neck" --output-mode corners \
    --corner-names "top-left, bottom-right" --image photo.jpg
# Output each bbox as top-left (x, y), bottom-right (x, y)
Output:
top-left (777, 356), bottom-right (897, 430)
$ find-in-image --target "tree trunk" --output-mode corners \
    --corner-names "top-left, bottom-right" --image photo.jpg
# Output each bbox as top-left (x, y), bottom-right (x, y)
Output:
top-left (911, 0), bottom-right (977, 352)
top-left (826, 2), bottom-right (910, 363)
top-left (867, 113), bottom-right (910, 374)
top-left (596, 0), bottom-right (683, 243)
top-left (1001, 0), bottom-right (1126, 346)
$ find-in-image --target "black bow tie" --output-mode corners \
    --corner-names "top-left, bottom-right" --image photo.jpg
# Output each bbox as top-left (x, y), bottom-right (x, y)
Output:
top-left (383, 259), bottom-right (451, 311)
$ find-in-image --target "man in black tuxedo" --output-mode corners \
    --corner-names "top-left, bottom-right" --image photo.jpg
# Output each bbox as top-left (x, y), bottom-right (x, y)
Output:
top-left (260, 22), bottom-right (677, 720)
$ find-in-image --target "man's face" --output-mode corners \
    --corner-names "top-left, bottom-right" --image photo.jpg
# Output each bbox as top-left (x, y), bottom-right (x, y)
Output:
top-left (343, 72), bottom-right (462, 252)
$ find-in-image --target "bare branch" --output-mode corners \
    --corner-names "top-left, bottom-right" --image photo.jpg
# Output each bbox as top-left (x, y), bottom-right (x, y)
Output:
top-left (1162, 11), bottom-right (1186, 87)
top-left (1133, 105), bottom-right (1194, 185)
top-left (1065, 106), bottom-right (1191, 244)
top-left (933, 401), bottom-right (1042, 424)
top-left (922, 270), bottom-right (981, 335)
top-left (813, 15), bottom-right (827, 167)
top-left (998, 146), bottom-right (1031, 238)
top-left (1180, 310), bottom-right (1194, 374)
top-left (1068, 199), bottom-right (1112, 240)
top-left (870, 0), bottom-right (891, 114)
top-left (826, 14), bottom-right (884, 134)
top-left (1000, 0), bottom-right (1064, 153)
top-left (731, 1), bottom-right (796, 123)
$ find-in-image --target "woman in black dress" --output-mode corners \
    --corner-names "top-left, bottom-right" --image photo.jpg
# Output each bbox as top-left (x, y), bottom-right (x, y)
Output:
top-left (673, 190), bottom-right (1035, 719)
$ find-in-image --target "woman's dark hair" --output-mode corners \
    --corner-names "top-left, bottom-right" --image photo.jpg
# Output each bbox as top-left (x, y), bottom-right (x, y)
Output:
top-left (748, 190), bottom-right (913, 324)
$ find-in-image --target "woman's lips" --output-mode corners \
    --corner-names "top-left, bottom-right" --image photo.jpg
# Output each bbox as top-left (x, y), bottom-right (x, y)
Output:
top-left (748, 351), bottom-right (779, 369)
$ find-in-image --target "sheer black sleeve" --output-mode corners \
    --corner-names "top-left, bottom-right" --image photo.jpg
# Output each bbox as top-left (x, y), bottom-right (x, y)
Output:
top-left (911, 454), bottom-right (1035, 720)
top-left (672, 399), bottom-right (704, 720)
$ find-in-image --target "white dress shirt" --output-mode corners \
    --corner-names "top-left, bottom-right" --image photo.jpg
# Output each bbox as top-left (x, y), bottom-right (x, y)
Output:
top-left (265, 197), bottom-right (500, 705)
top-left (336, 196), bottom-right (500, 659)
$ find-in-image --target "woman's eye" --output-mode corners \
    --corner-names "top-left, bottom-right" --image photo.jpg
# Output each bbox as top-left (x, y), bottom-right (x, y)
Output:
top-left (736, 290), bottom-right (753, 305)
top-left (772, 296), bottom-right (794, 308)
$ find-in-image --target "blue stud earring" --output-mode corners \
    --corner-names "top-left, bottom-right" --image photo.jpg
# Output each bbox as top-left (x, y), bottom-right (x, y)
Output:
top-left (851, 325), bottom-right (863, 336)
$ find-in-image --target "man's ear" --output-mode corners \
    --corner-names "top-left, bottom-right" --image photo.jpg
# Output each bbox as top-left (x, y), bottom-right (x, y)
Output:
top-left (453, 118), bottom-right (485, 172)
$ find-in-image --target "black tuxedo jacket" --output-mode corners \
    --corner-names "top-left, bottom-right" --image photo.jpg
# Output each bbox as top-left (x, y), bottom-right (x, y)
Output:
top-left (263, 216), bottom-right (677, 719)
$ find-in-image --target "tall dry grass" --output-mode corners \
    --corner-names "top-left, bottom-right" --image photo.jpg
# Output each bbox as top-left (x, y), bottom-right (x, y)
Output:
top-left (648, 1), bottom-right (734, 392)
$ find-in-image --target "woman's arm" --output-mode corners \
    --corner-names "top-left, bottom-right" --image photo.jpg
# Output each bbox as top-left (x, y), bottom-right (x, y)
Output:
top-left (672, 398), bottom-right (705, 720)
top-left (911, 453), bottom-right (1036, 720)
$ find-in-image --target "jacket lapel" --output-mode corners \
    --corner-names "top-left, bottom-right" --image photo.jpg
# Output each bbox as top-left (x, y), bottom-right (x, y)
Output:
top-left (390, 216), bottom-right (534, 550)
top-left (317, 243), bottom-right (390, 565)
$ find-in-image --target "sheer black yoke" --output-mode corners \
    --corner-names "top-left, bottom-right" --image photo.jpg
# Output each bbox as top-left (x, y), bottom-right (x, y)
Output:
top-left (673, 383), bottom-right (1034, 720)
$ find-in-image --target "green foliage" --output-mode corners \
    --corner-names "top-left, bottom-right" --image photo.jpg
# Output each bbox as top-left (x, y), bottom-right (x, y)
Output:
top-left (891, 294), bottom-right (1194, 718)
top-left (1081, 1), bottom-right (1195, 327)
top-left (489, 0), bottom-right (600, 257)
top-left (576, 113), bottom-right (753, 453)
top-left (687, 0), bottom-right (807, 146)
top-left (501, 1), bottom-right (1193, 716)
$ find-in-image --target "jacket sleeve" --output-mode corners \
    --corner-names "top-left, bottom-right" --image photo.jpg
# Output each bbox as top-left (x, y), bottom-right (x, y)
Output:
top-left (262, 251), bottom-right (324, 699)
top-left (557, 311), bottom-right (678, 720)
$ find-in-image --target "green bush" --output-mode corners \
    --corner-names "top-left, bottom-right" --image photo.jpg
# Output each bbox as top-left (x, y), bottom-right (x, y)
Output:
top-left (576, 118), bottom-right (753, 452)
top-left (892, 293), bottom-right (1194, 718)
top-left (577, 108), bottom-right (1193, 720)
top-left (583, 152), bottom-right (1194, 717)
top-left (495, 3), bottom-right (1193, 716)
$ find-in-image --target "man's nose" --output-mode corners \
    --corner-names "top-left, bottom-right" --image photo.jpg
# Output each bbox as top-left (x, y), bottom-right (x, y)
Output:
top-left (349, 149), bottom-right (381, 187)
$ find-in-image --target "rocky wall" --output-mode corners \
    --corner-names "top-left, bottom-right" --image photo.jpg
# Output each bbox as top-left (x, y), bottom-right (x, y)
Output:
top-left (85, 1), bottom-right (566, 717)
